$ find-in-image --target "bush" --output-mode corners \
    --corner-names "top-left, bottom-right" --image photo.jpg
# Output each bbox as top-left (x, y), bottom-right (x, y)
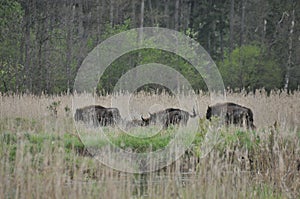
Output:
top-left (219, 45), bottom-right (282, 91)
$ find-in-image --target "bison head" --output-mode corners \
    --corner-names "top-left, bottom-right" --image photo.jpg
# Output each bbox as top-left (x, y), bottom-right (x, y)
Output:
top-left (141, 115), bottom-right (150, 126)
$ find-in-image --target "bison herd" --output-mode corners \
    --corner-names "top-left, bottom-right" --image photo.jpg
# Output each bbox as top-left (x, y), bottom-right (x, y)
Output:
top-left (75, 102), bottom-right (256, 129)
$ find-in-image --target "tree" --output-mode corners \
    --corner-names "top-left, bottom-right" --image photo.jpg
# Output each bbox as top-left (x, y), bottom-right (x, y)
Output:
top-left (0, 0), bottom-right (299, 94)
top-left (0, 0), bottom-right (24, 92)
top-left (284, 8), bottom-right (295, 90)
top-left (220, 44), bottom-right (282, 91)
top-left (229, 0), bottom-right (234, 53)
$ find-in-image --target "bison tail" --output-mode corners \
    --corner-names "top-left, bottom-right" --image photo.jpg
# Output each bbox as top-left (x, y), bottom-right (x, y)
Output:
top-left (206, 106), bottom-right (212, 120)
top-left (189, 108), bottom-right (197, 118)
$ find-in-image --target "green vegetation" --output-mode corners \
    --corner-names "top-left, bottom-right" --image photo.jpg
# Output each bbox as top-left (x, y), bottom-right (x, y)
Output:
top-left (0, 125), bottom-right (263, 162)
top-left (98, 48), bottom-right (207, 94)
top-left (0, 1), bottom-right (299, 94)
top-left (110, 130), bottom-right (173, 152)
top-left (1, 117), bottom-right (299, 198)
top-left (220, 44), bottom-right (282, 91)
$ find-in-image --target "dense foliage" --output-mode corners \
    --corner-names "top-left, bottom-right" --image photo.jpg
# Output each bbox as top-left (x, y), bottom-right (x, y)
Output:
top-left (220, 44), bottom-right (282, 91)
top-left (0, 0), bottom-right (299, 94)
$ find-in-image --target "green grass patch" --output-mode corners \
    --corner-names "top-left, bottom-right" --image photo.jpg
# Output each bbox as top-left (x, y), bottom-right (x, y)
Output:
top-left (110, 131), bottom-right (173, 152)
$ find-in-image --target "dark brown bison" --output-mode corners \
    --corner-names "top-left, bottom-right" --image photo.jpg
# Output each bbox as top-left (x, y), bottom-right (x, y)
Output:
top-left (75, 105), bottom-right (121, 126)
top-left (206, 102), bottom-right (256, 129)
top-left (141, 108), bottom-right (197, 128)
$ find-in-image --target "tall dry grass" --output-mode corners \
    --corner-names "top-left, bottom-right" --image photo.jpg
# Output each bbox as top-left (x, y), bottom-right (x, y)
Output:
top-left (0, 90), bottom-right (299, 198)
top-left (1, 89), bottom-right (299, 128)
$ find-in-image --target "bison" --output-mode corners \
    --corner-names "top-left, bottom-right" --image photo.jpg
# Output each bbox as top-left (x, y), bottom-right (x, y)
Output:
top-left (74, 105), bottom-right (121, 126)
top-left (206, 102), bottom-right (256, 129)
top-left (97, 107), bottom-right (121, 126)
top-left (141, 108), bottom-right (197, 128)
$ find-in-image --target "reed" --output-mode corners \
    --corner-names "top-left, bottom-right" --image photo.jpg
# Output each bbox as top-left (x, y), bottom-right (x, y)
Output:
top-left (0, 90), bottom-right (299, 198)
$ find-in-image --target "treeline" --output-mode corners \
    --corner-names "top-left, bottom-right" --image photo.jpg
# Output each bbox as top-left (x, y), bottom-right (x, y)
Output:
top-left (0, 0), bottom-right (299, 94)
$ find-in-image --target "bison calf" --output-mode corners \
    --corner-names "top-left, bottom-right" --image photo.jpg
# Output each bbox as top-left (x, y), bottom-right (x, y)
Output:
top-left (206, 102), bottom-right (256, 129)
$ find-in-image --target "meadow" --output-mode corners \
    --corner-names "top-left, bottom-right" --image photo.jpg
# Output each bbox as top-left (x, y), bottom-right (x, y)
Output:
top-left (0, 90), bottom-right (299, 198)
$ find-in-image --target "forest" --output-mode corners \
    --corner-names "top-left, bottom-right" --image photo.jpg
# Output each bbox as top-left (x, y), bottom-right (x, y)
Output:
top-left (0, 0), bottom-right (299, 94)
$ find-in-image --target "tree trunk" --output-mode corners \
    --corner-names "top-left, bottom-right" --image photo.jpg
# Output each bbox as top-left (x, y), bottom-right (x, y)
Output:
top-left (229, 0), bottom-right (234, 53)
top-left (116, 2), bottom-right (120, 25)
top-left (110, 0), bottom-right (114, 27)
top-left (148, 0), bottom-right (154, 26)
top-left (188, 0), bottom-right (194, 37)
top-left (207, 31), bottom-right (211, 54)
top-left (46, 23), bottom-right (52, 93)
top-left (284, 9), bottom-right (295, 90)
top-left (164, 0), bottom-right (169, 28)
top-left (96, 0), bottom-right (103, 42)
top-left (37, 17), bottom-right (48, 94)
top-left (220, 23), bottom-right (224, 62)
top-left (262, 19), bottom-right (267, 44)
top-left (23, 1), bottom-right (31, 92)
top-left (43, 15), bottom-right (50, 94)
top-left (139, 0), bottom-right (144, 43)
top-left (240, 0), bottom-right (246, 47)
top-left (66, 4), bottom-right (75, 92)
top-left (174, 0), bottom-right (180, 31)
top-left (75, 1), bottom-right (89, 75)
top-left (131, 0), bottom-right (136, 27)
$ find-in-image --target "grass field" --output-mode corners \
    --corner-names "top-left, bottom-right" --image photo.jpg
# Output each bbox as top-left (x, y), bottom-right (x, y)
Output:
top-left (0, 90), bottom-right (299, 198)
